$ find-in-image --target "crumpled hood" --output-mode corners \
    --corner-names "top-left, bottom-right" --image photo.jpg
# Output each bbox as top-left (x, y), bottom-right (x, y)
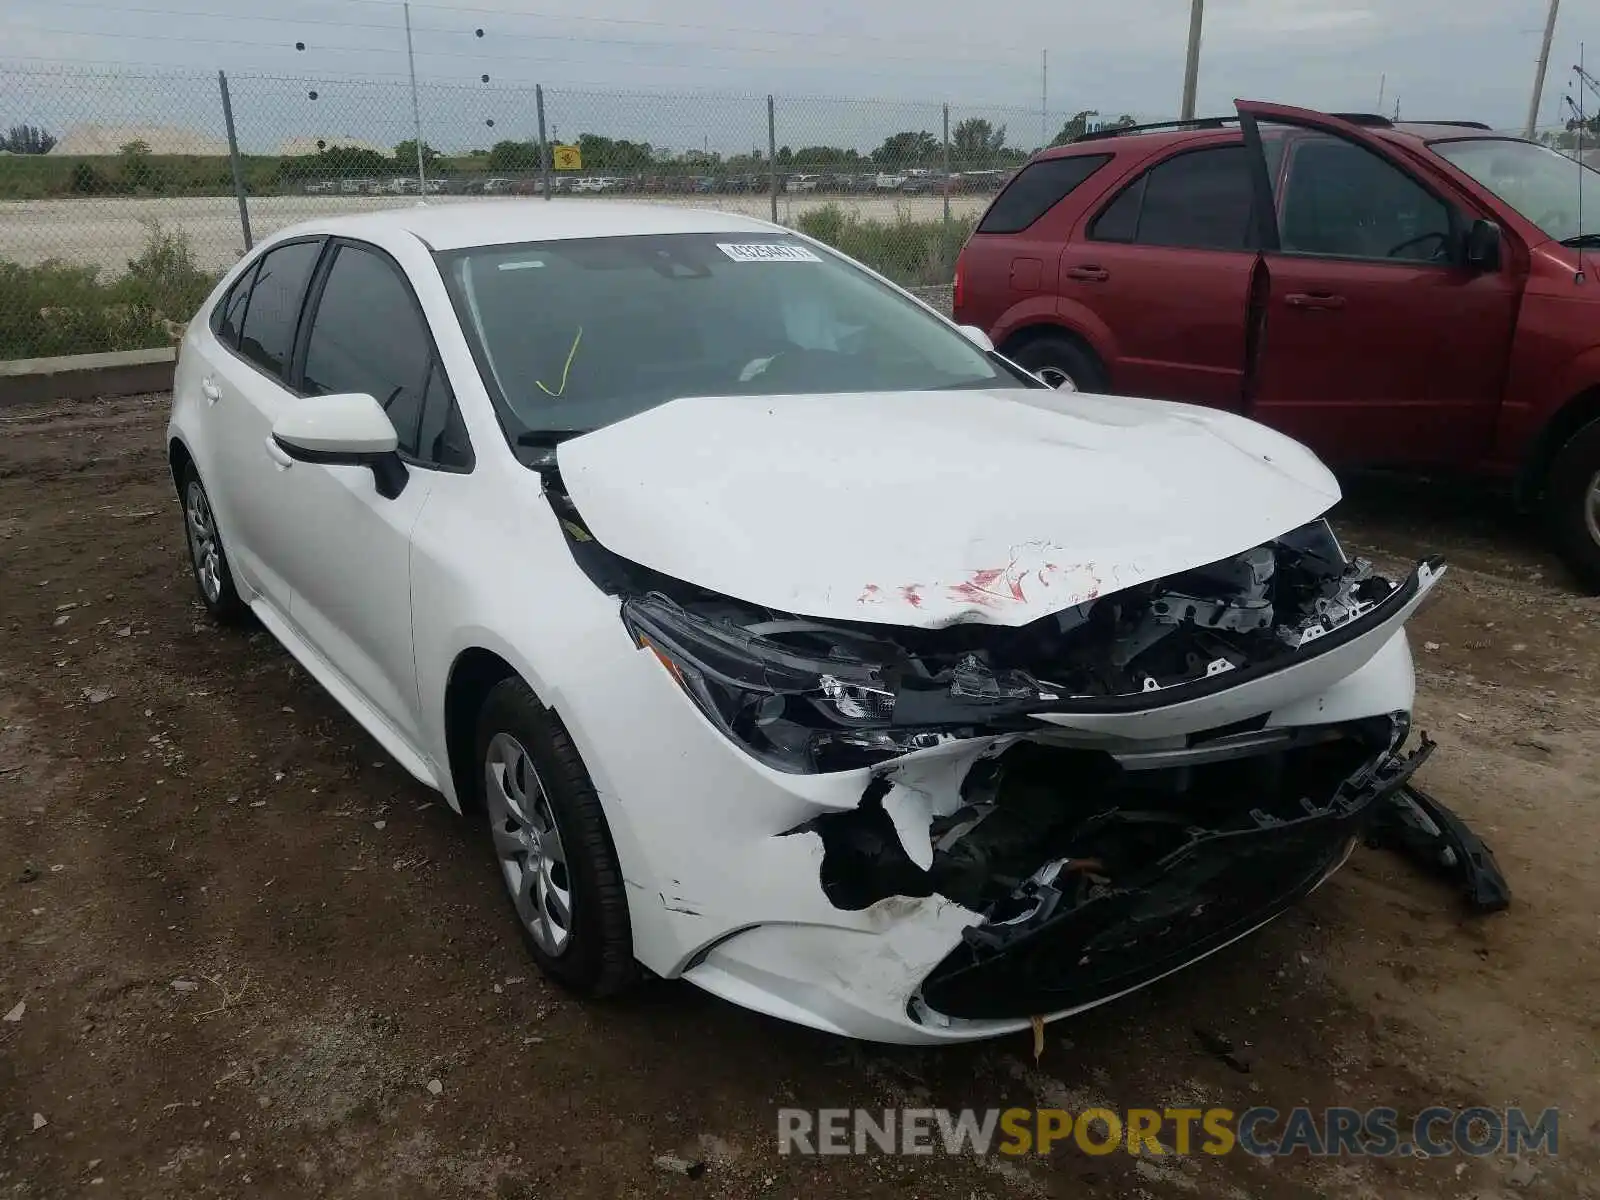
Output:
top-left (556, 388), bottom-right (1342, 628)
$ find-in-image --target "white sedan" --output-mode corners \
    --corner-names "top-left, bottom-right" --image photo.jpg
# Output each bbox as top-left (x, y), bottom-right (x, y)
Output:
top-left (167, 201), bottom-right (1443, 1044)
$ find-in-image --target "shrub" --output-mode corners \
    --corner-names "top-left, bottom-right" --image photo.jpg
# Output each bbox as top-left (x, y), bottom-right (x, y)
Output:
top-left (795, 204), bottom-right (974, 287)
top-left (0, 224), bottom-right (220, 359)
top-left (69, 162), bottom-right (108, 195)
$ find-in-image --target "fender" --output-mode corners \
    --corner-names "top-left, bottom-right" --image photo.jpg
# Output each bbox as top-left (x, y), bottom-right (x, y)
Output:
top-left (992, 294), bottom-right (1120, 372)
top-left (1507, 343), bottom-right (1600, 503)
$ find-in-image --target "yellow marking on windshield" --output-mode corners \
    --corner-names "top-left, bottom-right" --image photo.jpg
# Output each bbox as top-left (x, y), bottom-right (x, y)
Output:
top-left (537, 326), bottom-right (583, 398)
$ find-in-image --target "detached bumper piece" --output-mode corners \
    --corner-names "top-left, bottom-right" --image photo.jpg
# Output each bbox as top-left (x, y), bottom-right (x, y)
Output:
top-left (1365, 783), bottom-right (1511, 914)
top-left (915, 736), bottom-right (1434, 1022)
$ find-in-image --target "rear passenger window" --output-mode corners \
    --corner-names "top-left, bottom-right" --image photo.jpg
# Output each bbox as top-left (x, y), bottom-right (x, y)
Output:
top-left (236, 240), bottom-right (322, 379)
top-left (211, 263), bottom-right (257, 349)
top-left (977, 155), bottom-right (1110, 234)
top-left (1090, 146), bottom-right (1257, 251)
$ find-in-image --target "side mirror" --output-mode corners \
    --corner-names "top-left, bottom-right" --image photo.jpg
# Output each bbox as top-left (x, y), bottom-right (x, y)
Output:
top-left (271, 392), bottom-right (409, 500)
top-left (1465, 218), bottom-right (1502, 272)
top-left (958, 324), bottom-right (995, 353)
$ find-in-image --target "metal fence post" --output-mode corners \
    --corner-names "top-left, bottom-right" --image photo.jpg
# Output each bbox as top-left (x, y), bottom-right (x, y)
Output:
top-left (942, 103), bottom-right (951, 226)
top-left (767, 95), bottom-right (778, 223)
top-left (218, 70), bottom-right (252, 251)
top-left (536, 84), bottom-right (552, 200)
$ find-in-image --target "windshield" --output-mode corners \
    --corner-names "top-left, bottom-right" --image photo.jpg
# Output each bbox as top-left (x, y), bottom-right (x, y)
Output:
top-left (435, 232), bottom-right (1022, 447)
top-left (1430, 137), bottom-right (1598, 243)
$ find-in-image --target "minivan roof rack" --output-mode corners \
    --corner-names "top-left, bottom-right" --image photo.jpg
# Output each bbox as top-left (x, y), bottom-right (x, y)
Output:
top-left (1073, 116), bottom-right (1237, 142)
top-left (1326, 112), bottom-right (1394, 127)
top-left (1406, 119), bottom-right (1495, 130)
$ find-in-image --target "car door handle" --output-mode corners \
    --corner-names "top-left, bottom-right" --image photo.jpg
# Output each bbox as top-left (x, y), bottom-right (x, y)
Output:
top-left (264, 437), bottom-right (295, 469)
top-left (201, 377), bottom-right (222, 403)
top-left (1064, 265), bottom-right (1110, 283)
top-left (1285, 292), bottom-right (1346, 310)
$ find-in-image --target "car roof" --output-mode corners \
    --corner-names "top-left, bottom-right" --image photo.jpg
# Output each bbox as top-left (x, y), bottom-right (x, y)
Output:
top-left (1035, 117), bottom-right (1523, 162)
top-left (267, 198), bottom-right (784, 252)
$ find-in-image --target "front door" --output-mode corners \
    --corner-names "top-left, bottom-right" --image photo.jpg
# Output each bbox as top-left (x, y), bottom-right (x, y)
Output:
top-left (260, 239), bottom-right (457, 748)
top-left (1061, 140), bottom-right (1262, 409)
top-left (1235, 102), bottom-right (1521, 467)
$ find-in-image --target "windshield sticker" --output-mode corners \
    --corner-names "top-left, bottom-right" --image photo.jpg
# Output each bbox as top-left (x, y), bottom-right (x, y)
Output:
top-left (716, 242), bottom-right (822, 263)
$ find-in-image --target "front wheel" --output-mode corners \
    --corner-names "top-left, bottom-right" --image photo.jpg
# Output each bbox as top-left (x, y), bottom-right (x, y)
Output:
top-left (1007, 334), bottom-right (1108, 394)
top-left (1548, 418), bottom-right (1600, 593)
top-left (475, 678), bottom-right (637, 997)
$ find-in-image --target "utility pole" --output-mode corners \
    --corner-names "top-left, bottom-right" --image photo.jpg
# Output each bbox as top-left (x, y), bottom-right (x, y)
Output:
top-left (1180, 0), bottom-right (1204, 120)
top-left (1526, 0), bottom-right (1561, 138)
top-left (1040, 50), bottom-right (1048, 149)
top-left (403, 1), bottom-right (427, 195)
top-left (1377, 73), bottom-right (1386, 111)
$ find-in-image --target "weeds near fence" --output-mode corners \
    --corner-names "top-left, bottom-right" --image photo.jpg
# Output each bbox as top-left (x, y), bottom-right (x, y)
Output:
top-left (0, 222), bottom-right (220, 359)
top-left (0, 210), bottom-right (964, 359)
top-left (795, 203), bottom-right (974, 287)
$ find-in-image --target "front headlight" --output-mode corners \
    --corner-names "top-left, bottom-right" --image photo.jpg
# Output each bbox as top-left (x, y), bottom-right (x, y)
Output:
top-left (623, 594), bottom-right (978, 773)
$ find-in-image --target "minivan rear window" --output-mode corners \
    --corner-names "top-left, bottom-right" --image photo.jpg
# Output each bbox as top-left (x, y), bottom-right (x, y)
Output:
top-left (976, 154), bottom-right (1111, 234)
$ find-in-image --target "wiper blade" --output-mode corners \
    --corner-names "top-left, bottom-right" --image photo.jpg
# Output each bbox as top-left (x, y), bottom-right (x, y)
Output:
top-left (1558, 233), bottom-right (1600, 247)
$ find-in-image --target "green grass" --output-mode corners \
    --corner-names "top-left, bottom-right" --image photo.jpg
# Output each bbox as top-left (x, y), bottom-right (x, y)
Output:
top-left (0, 153), bottom-right (288, 200)
top-left (795, 203), bottom-right (973, 287)
top-left (0, 223), bottom-right (221, 359)
top-left (0, 209), bottom-right (967, 359)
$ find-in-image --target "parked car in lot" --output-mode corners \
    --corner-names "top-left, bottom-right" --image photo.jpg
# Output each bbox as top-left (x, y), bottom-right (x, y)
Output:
top-left (785, 173), bottom-right (820, 193)
top-left (954, 101), bottom-right (1600, 588)
top-left (169, 200), bottom-right (1440, 1043)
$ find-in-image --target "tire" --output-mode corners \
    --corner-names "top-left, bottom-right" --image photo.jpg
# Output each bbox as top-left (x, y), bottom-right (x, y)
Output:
top-left (179, 464), bottom-right (250, 624)
top-left (1007, 333), bottom-right (1108, 393)
top-left (1547, 417), bottom-right (1600, 593)
top-left (475, 677), bottom-right (636, 997)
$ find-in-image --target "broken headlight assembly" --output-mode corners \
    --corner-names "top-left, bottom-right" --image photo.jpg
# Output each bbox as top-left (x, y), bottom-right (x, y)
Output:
top-left (623, 594), bottom-right (985, 774)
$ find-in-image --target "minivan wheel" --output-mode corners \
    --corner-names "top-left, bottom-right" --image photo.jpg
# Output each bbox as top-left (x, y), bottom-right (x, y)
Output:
top-left (475, 677), bottom-right (637, 997)
top-left (1008, 333), bottom-right (1108, 394)
top-left (1548, 418), bottom-right (1600, 593)
top-left (180, 464), bottom-right (249, 624)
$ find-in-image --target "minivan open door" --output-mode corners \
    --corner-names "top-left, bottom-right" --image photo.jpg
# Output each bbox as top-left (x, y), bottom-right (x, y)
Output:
top-left (1233, 100), bottom-right (1519, 468)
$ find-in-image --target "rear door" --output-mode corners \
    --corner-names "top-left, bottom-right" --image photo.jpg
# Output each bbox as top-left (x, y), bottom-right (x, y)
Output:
top-left (957, 153), bottom-right (1112, 333)
top-left (1235, 101), bottom-right (1521, 466)
top-left (1063, 140), bottom-right (1263, 408)
top-left (199, 237), bottom-right (326, 610)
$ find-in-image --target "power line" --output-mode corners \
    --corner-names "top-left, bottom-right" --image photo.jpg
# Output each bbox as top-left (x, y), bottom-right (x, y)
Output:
top-left (8, 19), bottom-right (1034, 73)
top-left (36, 0), bottom-right (1048, 58)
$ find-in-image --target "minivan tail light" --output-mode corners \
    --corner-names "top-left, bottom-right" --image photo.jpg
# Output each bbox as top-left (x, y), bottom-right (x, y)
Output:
top-left (953, 250), bottom-right (967, 314)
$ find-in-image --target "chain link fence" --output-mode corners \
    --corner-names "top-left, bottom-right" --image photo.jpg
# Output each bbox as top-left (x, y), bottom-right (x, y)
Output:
top-left (2, 60), bottom-right (1583, 358)
top-left (1, 61), bottom-right (1153, 356)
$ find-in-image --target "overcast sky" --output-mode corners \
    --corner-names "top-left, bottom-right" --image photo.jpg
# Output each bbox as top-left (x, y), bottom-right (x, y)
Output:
top-left (3, 0), bottom-right (1595, 152)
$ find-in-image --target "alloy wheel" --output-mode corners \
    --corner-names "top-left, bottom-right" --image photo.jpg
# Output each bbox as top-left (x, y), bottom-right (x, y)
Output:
top-left (1036, 366), bottom-right (1079, 392)
top-left (485, 732), bottom-right (573, 956)
top-left (184, 480), bottom-right (223, 603)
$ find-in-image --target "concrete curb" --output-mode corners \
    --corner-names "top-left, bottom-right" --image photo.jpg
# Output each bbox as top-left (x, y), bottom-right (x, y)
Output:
top-left (0, 348), bottom-right (176, 409)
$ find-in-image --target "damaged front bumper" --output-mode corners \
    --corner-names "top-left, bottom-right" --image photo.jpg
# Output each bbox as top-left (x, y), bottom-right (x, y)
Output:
top-left (680, 720), bottom-right (1430, 1044)
top-left (646, 562), bottom-right (1442, 1044)
top-left (912, 732), bottom-right (1433, 1026)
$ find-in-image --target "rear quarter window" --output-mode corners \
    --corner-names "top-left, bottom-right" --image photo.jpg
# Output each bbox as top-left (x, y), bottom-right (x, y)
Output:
top-left (976, 154), bottom-right (1111, 234)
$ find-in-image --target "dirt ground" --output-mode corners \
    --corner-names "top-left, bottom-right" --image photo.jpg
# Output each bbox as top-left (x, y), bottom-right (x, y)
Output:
top-left (1, 393), bottom-right (1597, 1199)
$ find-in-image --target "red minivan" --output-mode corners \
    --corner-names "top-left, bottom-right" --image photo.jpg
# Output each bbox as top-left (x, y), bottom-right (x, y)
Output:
top-left (954, 101), bottom-right (1600, 590)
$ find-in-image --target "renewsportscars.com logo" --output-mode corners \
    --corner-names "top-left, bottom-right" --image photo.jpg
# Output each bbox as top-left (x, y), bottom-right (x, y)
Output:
top-left (777, 1106), bottom-right (1560, 1158)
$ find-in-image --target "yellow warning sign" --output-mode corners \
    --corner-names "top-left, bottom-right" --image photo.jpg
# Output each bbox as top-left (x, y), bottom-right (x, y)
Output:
top-left (553, 144), bottom-right (582, 170)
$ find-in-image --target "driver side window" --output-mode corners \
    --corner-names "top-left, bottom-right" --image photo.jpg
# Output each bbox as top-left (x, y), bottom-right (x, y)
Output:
top-left (1276, 133), bottom-right (1452, 263)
